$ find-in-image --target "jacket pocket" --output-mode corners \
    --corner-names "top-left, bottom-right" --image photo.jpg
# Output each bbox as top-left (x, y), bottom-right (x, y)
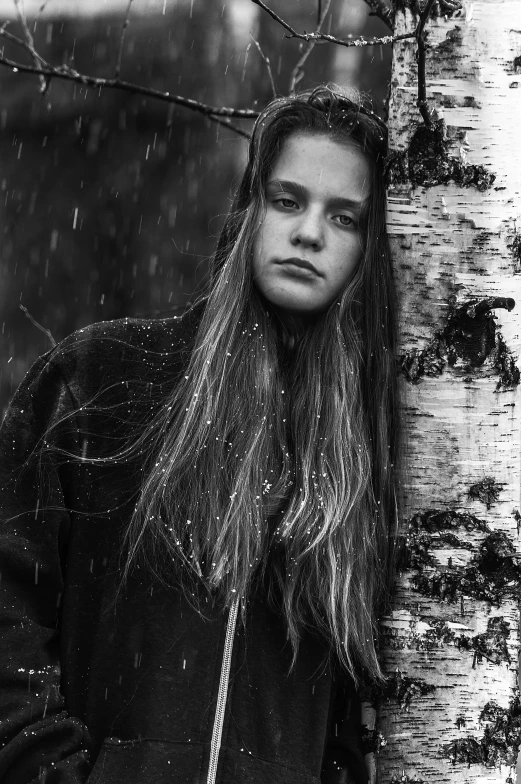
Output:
top-left (220, 746), bottom-right (322, 784)
top-left (87, 737), bottom-right (204, 784)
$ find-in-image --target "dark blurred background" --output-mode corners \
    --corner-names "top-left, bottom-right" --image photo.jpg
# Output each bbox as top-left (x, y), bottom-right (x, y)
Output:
top-left (0, 0), bottom-right (392, 414)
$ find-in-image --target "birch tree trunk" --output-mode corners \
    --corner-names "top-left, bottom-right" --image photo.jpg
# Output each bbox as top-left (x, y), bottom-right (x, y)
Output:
top-left (374, 2), bottom-right (521, 782)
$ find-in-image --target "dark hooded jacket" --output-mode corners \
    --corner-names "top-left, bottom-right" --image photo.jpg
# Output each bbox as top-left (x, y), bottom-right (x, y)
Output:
top-left (0, 305), bottom-right (370, 784)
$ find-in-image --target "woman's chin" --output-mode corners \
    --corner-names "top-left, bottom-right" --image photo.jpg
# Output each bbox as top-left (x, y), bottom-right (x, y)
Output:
top-left (257, 286), bottom-right (324, 319)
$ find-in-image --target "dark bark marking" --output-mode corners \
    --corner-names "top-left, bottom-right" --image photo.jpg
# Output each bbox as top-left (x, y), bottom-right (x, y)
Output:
top-left (493, 333), bottom-right (521, 390)
top-left (399, 510), bottom-right (489, 571)
top-left (445, 736), bottom-right (484, 764)
top-left (360, 726), bottom-right (386, 755)
top-left (508, 233), bottom-right (521, 272)
top-left (400, 298), bottom-right (519, 386)
top-left (468, 477), bottom-right (503, 509)
top-left (411, 531), bottom-right (521, 605)
top-left (380, 615), bottom-right (455, 652)
top-left (380, 613), bottom-right (512, 663)
top-left (373, 670), bottom-right (436, 709)
top-left (410, 509), bottom-right (490, 534)
top-left (423, 618), bottom-right (461, 648)
top-left (389, 776), bottom-right (425, 784)
top-left (431, 23), bottom-right (463, 57)
top-left (514, 55), bottom-right (521, 73)
top-left (394, 0), bottom-right (462, 18)
top-left (400, 337), bottom-right (445, 383)
top-left (400, 531), bottom-right (472, 570)
top-left (456, 616), bottom-right (511, 665)
top-left (387, 120), bottom-right (496, 190)
top-left (439, 94), bottom-right (481, 109)
top-left (444, 696), bottom-right (521, 768)
top-left (478, 531), bottom-right (516, 572)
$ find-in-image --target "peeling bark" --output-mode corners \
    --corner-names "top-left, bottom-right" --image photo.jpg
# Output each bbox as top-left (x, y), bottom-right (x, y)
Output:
top-left (399, 297), bottom-right (519, 386)
top-left (377, 1), bottom-right (521, 782)
top-left (444, 696), bottom-right (521, 768)
top-left (374, 671), bottom-right (437, 709)
top-left (388, 120), bottom-right (496, 190)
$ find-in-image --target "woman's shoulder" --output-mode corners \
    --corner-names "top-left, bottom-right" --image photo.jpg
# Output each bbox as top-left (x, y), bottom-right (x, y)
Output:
top-left (9, 301), bottom-right (205, 418)
top-left (0, 302), bottom-right (205, 464)
top-left (49, 300), bottom-right (204, 383)
top-left (59, 300), bottom-right (202, 359)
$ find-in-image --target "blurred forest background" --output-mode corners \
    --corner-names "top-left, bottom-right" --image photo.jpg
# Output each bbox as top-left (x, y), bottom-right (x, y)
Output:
top-left (0, 0), bottom-right (392, 414)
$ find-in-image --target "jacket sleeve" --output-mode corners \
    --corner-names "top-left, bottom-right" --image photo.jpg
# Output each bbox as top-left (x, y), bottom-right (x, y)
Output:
top-left (321, 680), bottom-right (370, 784)
top-left (0, 351), bottom-right (93, 784)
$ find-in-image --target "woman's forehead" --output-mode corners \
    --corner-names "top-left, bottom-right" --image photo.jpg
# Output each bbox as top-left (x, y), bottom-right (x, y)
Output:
top-left (269, 132), bottom-right (372, 204)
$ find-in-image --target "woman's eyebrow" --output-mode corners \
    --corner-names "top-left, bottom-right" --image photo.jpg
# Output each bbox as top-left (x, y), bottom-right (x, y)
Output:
top-left (266, 179), bottom-right (366, 212)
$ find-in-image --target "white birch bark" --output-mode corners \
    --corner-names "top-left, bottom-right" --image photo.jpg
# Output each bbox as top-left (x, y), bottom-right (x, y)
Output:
top-left (376, 2), bottom-right (521, 782)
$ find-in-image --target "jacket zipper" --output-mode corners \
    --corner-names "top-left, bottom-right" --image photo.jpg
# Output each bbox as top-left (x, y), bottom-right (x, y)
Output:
top-left (206, 595), bottom-right (240, 784)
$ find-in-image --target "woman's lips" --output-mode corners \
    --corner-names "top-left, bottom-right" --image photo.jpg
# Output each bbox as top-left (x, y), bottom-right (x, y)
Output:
top-left (276, 258), bottom-right (321, 277)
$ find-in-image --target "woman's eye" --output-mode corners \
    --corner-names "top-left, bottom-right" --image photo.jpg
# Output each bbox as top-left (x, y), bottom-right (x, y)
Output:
top-left (274, 197), bottom-right (298, 210)
top-left (334, 214), bottom-right (355, 227)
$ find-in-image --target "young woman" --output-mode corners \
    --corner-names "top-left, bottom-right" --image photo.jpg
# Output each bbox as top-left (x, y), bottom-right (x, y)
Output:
top-left (0, 86), bottom-right (397, 784)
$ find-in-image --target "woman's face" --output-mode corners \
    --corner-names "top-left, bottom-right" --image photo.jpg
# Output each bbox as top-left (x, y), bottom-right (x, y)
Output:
top-left (252, 131), bottom-right (371, 318)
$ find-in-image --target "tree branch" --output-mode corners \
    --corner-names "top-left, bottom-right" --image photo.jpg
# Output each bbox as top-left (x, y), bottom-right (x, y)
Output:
top-left (115, 0), bottom-right (134, 80)
top-left (249, 33), bottom-right (277, 98)
top-left (250, 0), bottom-right (414, 49)
top-left (1, 23), bottom-right (39, 59)
top-left (416, 0), bottom-right (437, 125)
top-left (289, 0), bottom-right (332, 94)
top-left (19, 305), bottom-right (56, 346)
top-left (207, 113), bottom-right (252, 140)
top-left (0, 0), bottom-right (442, 138)
top-left (37, 0), bottom-right (52, 18)
top-left (12, 0), bottom-right (48, 92)
top-left (361, 0), bottom-right (394, 31)
top-left (0, 47), bottom-right (258, 119)
top-left (251, 0), bottom-right (443, 127)
top-left (251, 0), bottom-right (295, 37)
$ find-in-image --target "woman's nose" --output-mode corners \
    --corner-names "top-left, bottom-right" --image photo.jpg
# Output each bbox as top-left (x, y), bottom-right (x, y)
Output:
top-left (291, 209), bottom-right (324, 249)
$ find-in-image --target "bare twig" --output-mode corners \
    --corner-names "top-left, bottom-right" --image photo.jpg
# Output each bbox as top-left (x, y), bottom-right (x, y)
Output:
top-left (20, 305), bottom-right (56, 347)
top-left (317, 0), bottom-right (322, 27)
top-left (250, 0), bottom-right (414, 48)
top-left (0, 17), bottom-right (257, 137)
top-left (115, 0), bottom-right (133, 80)
top-left (250, 0), bottom-right (295, 37)
top-left (289, 0), bottom-right (332, 93)
top-left (208, 113), bottom-right (252, 140)
top-left (13, 0), bottom-right (48, 92)
top-left (0, 0), bottom-right (439, 139)
top-left (417, 0), bottom-right (437, 40)
top-left (0, 49), bottom-right (258, 117)
top-left (37, 0), bottom-right (52, 18)
top-left (361, 0), bottom-right (394, 31)
top-left (0, 23), bottom-right (39, 58)
top-left (249, 33), bottom-right (276, 98)
top-left (416, 0), bottom-right (437, 125)
top-left (253, 0), bottom-right (439, 127)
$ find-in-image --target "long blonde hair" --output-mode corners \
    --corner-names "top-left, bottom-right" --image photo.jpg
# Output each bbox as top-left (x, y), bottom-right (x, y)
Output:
top-left (121, 86), bottom-right (398, 684)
